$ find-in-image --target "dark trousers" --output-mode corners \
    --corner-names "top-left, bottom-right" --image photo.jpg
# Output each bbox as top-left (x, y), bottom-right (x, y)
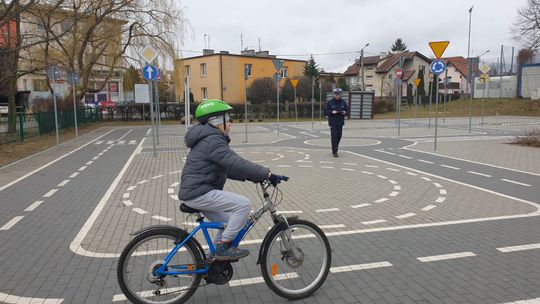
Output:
top-left (330, 125), bottom-right (343, 154)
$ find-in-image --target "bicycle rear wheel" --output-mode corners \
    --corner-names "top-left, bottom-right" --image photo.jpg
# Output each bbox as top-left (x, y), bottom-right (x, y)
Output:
top-left (117, 227), bottom-right (203, 304)
top-left (261, 218), bottom-right (331, 300)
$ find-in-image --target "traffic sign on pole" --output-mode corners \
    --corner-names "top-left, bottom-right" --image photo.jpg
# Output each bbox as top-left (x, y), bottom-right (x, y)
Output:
top-left (429, 41), bottom-right (450, 59)
top-left (480, 73), bottom-right (490, 83)
top-left (290, 79), bottom-right (299, 88)
top-left (479, 64), bottom-right (491, 74)
top-left (395, 68), bottom-right (403, 79)
top-left (141, 45), bottom-right (158, 63)
top-left (430, 59), bottom-right (446, 75)
top-left (142, 65), bottom-right (159, 81)
top-left (272, 59), bottom-right (283, 72)
top-left (414, 78), bottom-right (421, 87)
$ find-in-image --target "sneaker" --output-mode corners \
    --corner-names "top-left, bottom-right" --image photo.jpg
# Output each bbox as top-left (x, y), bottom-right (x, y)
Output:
top-left (215, 242), bottom-right (249, 261)
top-left (333, 153), bottom-right (339, 158)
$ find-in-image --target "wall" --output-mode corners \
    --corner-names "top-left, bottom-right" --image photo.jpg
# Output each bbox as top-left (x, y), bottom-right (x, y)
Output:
top-left (518, 64), bottom-right (540, 98)
top-left (473, 75), bottom-right (517, 99)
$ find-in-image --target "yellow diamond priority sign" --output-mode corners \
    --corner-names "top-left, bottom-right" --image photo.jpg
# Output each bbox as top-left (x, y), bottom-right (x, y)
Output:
top-left (479, 64), bottom-right (491, 74)
top-left (429, 41), bottom-right (450, 59)
top-left (141, 45), bottom-right (158, 63)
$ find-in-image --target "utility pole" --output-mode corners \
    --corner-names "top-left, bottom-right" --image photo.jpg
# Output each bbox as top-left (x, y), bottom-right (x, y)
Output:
top-left (500, 45), bottom-right (504, 99)
top-left (467, 5), bottom-right (474, 133)
top-left (360, 43), bottom-right (369, 91)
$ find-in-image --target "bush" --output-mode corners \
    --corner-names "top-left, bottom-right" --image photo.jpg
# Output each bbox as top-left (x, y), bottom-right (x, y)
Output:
top-left (512, 127), bottom-right (540, 147)
top-left (373, 99), bottom-right (395, 113)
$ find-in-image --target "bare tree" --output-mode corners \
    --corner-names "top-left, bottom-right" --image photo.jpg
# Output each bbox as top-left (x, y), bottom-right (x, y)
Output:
top-left (512, 0), bottom-right (540, 51)
top-left (247, 77), bottom-right (276, 104)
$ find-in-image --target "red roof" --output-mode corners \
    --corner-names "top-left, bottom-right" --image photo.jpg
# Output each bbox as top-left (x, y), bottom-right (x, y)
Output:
top-left (376, 51), bottom-right (431, 73)
top-left (402, 70), bottom-right (415, 81)
top-left (443, 56), bottom-right (469, 79)
top-left (343, 55), bottom-right (383, 76)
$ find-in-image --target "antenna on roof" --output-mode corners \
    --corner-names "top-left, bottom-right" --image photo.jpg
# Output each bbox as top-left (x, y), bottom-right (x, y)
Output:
top-left (258, 37), bottom-right (261, 51)
top-left (241, 33), bottom-right (244, 52)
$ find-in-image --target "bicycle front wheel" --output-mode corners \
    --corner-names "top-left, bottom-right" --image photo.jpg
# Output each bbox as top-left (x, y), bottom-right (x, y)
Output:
top-left (261, 218), bottom-right (331, 300)
top-left (117, 227), bottom-right (203, 304)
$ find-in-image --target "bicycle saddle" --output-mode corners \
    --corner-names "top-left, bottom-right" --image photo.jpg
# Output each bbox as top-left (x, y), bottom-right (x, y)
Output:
top-left (180, 203), bottom-right (201, 214)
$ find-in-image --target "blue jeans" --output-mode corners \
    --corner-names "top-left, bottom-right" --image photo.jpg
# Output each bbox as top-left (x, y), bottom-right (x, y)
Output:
top-left (330, 125), bottom-right (343, 154)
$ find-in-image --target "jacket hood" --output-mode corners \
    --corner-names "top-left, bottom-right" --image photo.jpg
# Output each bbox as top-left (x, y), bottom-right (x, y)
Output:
top-left (184, 124), bottom-right (224, 148)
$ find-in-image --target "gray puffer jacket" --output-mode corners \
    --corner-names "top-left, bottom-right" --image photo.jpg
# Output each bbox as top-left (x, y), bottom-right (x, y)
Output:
top-left (178, 124), bottom-right (270, 201)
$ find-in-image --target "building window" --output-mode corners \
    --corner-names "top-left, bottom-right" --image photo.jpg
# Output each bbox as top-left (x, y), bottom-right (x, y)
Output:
top-left (23, 79), bottom-right (28, 90)
top-left (200, 63), bottom-right (207, 77)
top-left (61, 21), bottom-right (73, 33)
top-left (389, 74), bottom-right (393, 79)
top-left (366, 75), bottom-right (373, 79)
top-left (366, 67), bottom-right (373, 71)
top-left (33, 79), bottom-right (48, 91)
top-left (201, 87), bottom-right (208, 100)
top-left (245, 64), bottom-right (252, 77)
top-left (185, 65), bottom-right (190, 77)
top-left (36, 20), bottom-right (45, 32)
top-left (281, 67), bottom-right (288, 78)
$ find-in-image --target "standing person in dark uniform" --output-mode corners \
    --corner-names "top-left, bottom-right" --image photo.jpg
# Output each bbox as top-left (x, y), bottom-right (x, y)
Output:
top-left (324, 88), bottom-right (348, 157)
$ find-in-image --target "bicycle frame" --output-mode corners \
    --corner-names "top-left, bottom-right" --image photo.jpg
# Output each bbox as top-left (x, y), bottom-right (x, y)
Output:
top-left (156, 181), bottom-right (284, 277)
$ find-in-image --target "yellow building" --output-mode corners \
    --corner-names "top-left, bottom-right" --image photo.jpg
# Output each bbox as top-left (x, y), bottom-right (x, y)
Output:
top-left (174, 50), bottom-right (307, 105)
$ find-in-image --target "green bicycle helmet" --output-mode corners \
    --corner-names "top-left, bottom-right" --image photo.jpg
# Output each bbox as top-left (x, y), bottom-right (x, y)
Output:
top-left (195, 99), bottom-right (233, 126)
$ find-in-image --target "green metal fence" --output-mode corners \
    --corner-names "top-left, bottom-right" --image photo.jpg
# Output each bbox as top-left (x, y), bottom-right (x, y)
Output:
top-left (0, 108), bottom-right (102, 145)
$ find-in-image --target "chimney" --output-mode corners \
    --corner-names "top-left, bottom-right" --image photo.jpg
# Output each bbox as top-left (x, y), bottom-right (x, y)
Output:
top-left (203, 49), bottom-right (214, 55)
top-left (219, 51), bottom-right (229, 54)
top-left (256, 51), bottom-right (270, 57)
top-left (241, 49), bottom-right (256, 56)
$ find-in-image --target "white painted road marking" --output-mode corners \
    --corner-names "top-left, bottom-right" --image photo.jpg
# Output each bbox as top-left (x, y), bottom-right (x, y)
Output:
top-left (57, 179), bottom-right (70, 187)
top-left (421, 205), bottom-right (437, 211)
top-left (441, 164), bottom-right (460, 170)
top-left (389, 191), bottom-right (399, 197)
top-left (341, 168), bottom-right (355, 172)
top-left (25, 201), bottom-right (44, 212)
top-left (316, 208), bottom-right (340, 213)
top-left (396, 213), bottom-right (416, 219)
top-left (467, 171), bottom-right (492, 178)
top-left (351, 203), bottom-right (371, 208)
top-left (152, 215), bottom-right (172, 222)
top-left (435, 197), bottom-right (446, 203)
top-left (277, 210), bottom-right (303, 214)
top-left (418, 159), bottom-right (434, 164)
top-left (440, 189), bottom-right (447, 195)
top-left (421, 177), bottom-right (432, 181)
top-left (374, 198), bottom-right (389, 203)
top-left (0, 292), bottom-right (64, 304)
top-left (0, 216), bottom-right (24, 231)
top-left (398, 155), bottom-right (413, 159)
top-left (43, 189), bottom-right (58, 198)
top-left (330, 261), bottom-right (393, 273)
top-left (78, 166), bottom-right (87, 171)
top-left (501, 179), bottom-right (532, 187)
top-left (499, 297), bottom-right (540, 304)
top-left (69, 172), bottom-right (79, 178)
top-left (85, 161), bottom-right (93, 165)
top-left (417, 251), bottom-right (476, 262)
top-left (319, 224), bottom-right (346, 229)
top-left (123, 200), bottom-right (133, 207)
top-left (362, 219), bottom-right (386, 225)
top-left (132, 208), bottom-right (148, 215)
top-left (497, 243), bottom-right (540, 253)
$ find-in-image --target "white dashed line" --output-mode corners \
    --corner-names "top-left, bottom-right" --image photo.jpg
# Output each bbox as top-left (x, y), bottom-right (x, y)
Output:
top-left (0, 216), bottom-right (24, 231)
top-left (351, 203), bottom-right (371, 208)
top-left (344, 163), bottom-right (358, 166)
top-left (365, 164), bottom-right (378, 168)
top-left (375, 149), bottom-right (396, 155)
top-left (320, 166), bottom-right (334, 169)
top-left (95, 140), bottom-right (103, 145)
top-left (467, 171), bottom-right (492, 177)
top-left (129, 140), bottom-right (137, 145)
top-left (78, 166), bottom-right (87, 171)
top-left (25, 201), bottom-right (44, 212)
top-left (277, 211), bottom-right (303, 214)
top-left (417, 252), bottom-right (476, 262)
top-left (439, 189), bottom-right (447, 195)
top-left (389, 191), bottom-right (399, 197)
top-left (396, 213), bottom-right (416, 219)
top-left (127, 186), bottom-right (136, 191)
top-left (386, 168), bottom-right (400, 172)
top-left (229, 272), bottom-right (298, 287)
top-left (388, 180), bottom-right (398, 184)
top-left (341, 168), bottom-right (355, 172)
top-left (406, 172), bottom-right (418, 176)
top-left (497, 243), bottom-right (540, 253)
top-left (152, 175), bottom-right (164, 179)
top-left (421, 177), bottom-right (432, 181)
top-left (152, 215), bottom-right (172, 222)
top-left (376, 175), bottom-right (388, 179)
top-left (92, 156), bottom-right (99, 161)
top-left (167, 188), bottom-right (175, 194)
top-left (123, 200), bottom-right (133, 207)
top-left (398, 155), bottom-right (413, 159)
top-left (433, 183), bottom-right (442, 188)
top-left (421, 205), bottom-right (437, 211)
top-left (319, 224), bottom-right (346, 229)
top-left (441, 164), bottom-right (460, 170)
top-left (122, 193), bottom-right (130, 199)
top-left (57, 180), bottom-right (70, 187)
top-left (362, 219), bottom-right (386, 225)
top-left (393, 185), bottom-right (401, 190)
top-left (374, 198), bottom-right (389, 203)
top-left (132, 208), bottom-right (148, 215)
top-left (277, 165), bottom-right (292, 168)
top-left (85, 161), bottom-right (93, 165)
top-left (418, 159), bottom-right (434, 164)
top-left (361, 171), bottom-right (374, 175)
top-left (330, 261), bottom-right (393, 273)
top-left (43, 189), bottom-right (58, 198)
top-left (316, 208), bottom-right (340, 213)
top-left (319, 161), bottom-right (333, 164)
top-left (435, 197), bottom-right (446, 203)
top-left (137, 180), bottom-right (148, 185)
top-left (69, 172), bottom-right (79, 178)
top-left (501, 179), bottom-right (532, 187)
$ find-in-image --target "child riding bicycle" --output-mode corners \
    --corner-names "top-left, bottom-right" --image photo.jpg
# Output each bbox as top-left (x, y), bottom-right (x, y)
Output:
top-left (178, 99), bottom-right (286, 261)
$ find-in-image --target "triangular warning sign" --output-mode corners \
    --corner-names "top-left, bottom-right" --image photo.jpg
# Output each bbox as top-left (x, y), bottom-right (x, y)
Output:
top-left (429, 41), bottom-right (450, 59)
top-left (414, 78), bottom-right (421, 87)
top-left (290, 79), bottom-right (299, 88)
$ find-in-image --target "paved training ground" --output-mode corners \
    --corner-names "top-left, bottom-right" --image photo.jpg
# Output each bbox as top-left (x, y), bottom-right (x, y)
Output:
top-left (0, 116), bottom-right (539, 304)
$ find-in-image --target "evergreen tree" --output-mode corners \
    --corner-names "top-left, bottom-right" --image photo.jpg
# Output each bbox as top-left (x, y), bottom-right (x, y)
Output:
top-left (417, 66), bottom-right (426, 96)
top-left (123, 65), bottom-right (142, 91)
top-left (337, 76), bottom-right (349, 91)
top-left (391, 38), bottom-right (408, 52)
top-left (303, 55), bottom-right (320, 78)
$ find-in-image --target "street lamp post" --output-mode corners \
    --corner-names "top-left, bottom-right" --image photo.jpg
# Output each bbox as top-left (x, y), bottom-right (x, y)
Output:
top-left (467, 5), bottom-right (474, 133)
top-left (360, 43), bottom-right (369, 91)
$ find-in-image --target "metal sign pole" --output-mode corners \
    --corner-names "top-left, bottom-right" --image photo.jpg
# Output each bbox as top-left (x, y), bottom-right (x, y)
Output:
top-left (49, 67), bottom-right (60, 145)
top-left (186, 75), bottom-right (191, 127)
top-left (154, 80), bottom-right (160, 145)
top-left (277, 75), bottom-right (280, 136)
top-left (428, 74), bottom-right (432, 129)
top-left (311, 77), bottom-right (315, 130)
top-left (414, 89), bottom-right (418, 122)
top-left (434, 73), bottom-right (440, 151)
top-left (244, 66), bottom-right (248, 143)
top-left (294, 87), bottom-right (297, 125)
top-left (148, 78), bottom-right (157, 157)
top-left (482, 78), bottom-right (486, 127)
top-left (443, 68), bottom-right (448, 124)
top-left (71, 74), bottom-right (79, 139)
top-left (319, 82), bottom-right (322, 124)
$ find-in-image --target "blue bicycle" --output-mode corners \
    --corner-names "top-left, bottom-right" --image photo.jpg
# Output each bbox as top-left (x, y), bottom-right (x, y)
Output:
top-left (117, 178), bottom-right (331, 303)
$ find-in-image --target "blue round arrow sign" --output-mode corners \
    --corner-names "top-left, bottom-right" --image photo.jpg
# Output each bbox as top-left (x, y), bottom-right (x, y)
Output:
top-left (430, 59), bottom-right (446, 75)
top-left (142, 65), bottom-right (159, 81)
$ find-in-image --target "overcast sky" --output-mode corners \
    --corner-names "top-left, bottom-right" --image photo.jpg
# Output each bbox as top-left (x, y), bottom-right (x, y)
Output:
top-left (177, 0), bottom-right (527, 72)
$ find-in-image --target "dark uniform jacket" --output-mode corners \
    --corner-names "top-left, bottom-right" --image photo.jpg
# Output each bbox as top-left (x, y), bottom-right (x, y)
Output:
top-left (178, 124), bottom-right (269, 201)
top-left (324, 98), bottom-right (349, 126)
